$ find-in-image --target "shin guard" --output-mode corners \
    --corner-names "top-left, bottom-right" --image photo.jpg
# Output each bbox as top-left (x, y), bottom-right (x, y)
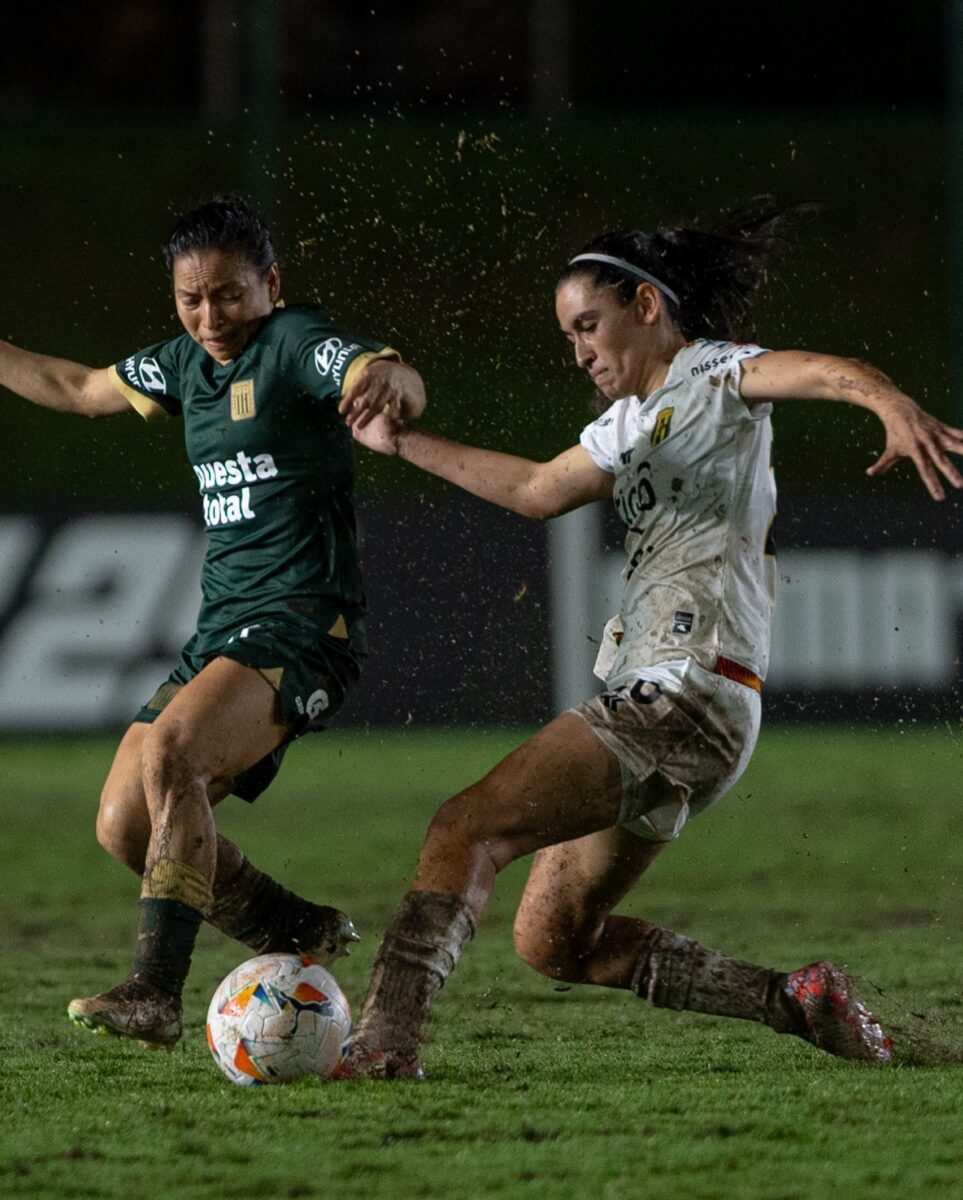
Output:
top-left (357, 890), bottom-right (476, 1056)
top-left (134, 858), bottom-right (211, 1001)
top-left (630, 928), bottom-right (804, 1034)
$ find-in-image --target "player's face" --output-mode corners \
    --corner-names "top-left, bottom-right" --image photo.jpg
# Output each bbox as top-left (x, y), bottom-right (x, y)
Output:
top-left (172, 250), bottom-right (280, 364)
top-left (556, 277), bottom-right (661, 400)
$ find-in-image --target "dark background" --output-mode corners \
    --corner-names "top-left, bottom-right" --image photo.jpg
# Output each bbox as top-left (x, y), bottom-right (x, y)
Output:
top-left (0, 0), bottom-right (957, 508)
top-left (0, 1), bottom-right (949, 109)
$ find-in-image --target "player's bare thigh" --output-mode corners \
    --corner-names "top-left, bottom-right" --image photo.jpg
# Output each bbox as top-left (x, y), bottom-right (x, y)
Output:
top-left (412, 712), bottom-right (625, 904)
top-left (144, 656), bottom-right (289, 788)
top-left (513, 825), bottom-right (664, 981)
top-left (96, 658), bottom-right (287, 868)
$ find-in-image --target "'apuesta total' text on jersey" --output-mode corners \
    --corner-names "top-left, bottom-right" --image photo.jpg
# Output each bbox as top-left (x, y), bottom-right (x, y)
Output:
top-left (580, 339), bottom-right (776, 683)
top-left (109, 304), bottom-right (397, 659)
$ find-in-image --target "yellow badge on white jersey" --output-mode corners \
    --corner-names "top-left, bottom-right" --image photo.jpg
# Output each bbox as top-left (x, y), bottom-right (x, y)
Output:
top-left (651, 406), bottom-right (673, 446)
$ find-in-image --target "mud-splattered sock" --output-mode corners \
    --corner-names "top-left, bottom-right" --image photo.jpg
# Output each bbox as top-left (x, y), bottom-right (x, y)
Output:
top-left (132, 859), bottom-right (211, 1002)
top-left (354, 890), bottom-right (476, 1057)
top-left (630, 928), bottom-right (805, 1034)
top-left (205, 857), bottom-right (344, 957)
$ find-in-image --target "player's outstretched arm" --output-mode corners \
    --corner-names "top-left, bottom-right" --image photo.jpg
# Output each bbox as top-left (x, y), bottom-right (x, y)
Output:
top-left (339, 358), bottom-right (426, 427)
top-left (0, 341), bottom-right (130, 418)
top-left (740, 350), bottom-right (963, 501)
top-left (351, 411), bottom-right (613, 519)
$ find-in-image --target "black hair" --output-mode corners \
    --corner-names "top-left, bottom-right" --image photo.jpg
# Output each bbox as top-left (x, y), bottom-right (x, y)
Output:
top-left (557, 198), bottom-right (817, 342)
top-left (162, 194), bottom-right (276, 276)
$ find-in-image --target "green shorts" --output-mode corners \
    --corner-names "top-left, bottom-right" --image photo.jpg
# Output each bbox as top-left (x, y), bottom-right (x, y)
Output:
top-left (135, 618), bottom-right (363, 802)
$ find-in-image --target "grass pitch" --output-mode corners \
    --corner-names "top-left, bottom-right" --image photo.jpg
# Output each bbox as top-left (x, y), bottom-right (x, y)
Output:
top-left (2, 725), bottom-right (962, 1200)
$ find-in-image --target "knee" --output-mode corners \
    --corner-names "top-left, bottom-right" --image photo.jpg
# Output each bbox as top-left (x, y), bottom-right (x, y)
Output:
top-left (423, 789), bottom-right (518, 874)
top-left (512, 912), bottom-right (587, 983)
top-left (424, 792), bottom-right (483, 853)
top-left (96, 789), bottom-right (147, 873)
top-left (140, 720), bottom-right (202, 801)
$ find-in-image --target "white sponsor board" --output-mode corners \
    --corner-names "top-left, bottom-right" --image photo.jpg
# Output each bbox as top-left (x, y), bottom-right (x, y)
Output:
top-left (0, 512), bottom-right (957, 729)
top-left (0, 515), bottom-right (204, 729)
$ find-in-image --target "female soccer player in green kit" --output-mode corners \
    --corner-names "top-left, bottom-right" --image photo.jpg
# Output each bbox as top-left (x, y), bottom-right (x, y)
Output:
top-left (0, 195), bottom-right (426, 1048)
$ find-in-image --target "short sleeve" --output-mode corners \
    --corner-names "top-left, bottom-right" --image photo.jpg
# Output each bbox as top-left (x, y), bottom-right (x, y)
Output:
top-left (578, 404), bottom-right (623, 475)
top-left (283, 311), bottom-right (399, 401)
top-left (109, 340), bottom-right (183, 420)
top-left (718, 344), bottom-right (772, 424)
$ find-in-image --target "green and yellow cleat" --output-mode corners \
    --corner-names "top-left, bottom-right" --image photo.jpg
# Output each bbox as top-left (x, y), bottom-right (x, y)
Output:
top-left (67, 976), bottom-right (182, 1049)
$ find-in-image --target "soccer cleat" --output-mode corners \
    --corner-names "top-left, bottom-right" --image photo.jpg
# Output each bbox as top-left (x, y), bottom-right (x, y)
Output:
top-left (784, 960), bottom-right (893, 1063)
top-left (295, 906), bottom-right (361, 967)
top-left (67, 976), bottom-right (182, 1049)
top-left (332, 1044), bottom-right (425, 1082)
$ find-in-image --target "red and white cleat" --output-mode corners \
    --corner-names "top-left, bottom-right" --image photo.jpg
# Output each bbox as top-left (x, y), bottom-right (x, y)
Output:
top-left (333, 1045), bottom-right (425, 1081)
top-left (785, 960), bottom-right (893, 1063)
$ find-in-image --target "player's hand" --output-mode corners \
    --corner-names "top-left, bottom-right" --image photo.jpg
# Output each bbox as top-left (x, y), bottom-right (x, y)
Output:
top-left (338, 360), bottom-right (425, 430)
top-left (349, 406), bottom-right (404, 456)
top-left (866, 397), bottom-right (963, 501)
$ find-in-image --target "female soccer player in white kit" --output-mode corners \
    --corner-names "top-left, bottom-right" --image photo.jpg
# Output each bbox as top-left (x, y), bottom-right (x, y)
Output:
top-left (336, 203), bottom-right (963, 1078)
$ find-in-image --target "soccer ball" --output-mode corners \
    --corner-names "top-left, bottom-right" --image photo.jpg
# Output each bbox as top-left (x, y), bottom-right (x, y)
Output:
top-left (206, 953), bottom-right (351, 1086)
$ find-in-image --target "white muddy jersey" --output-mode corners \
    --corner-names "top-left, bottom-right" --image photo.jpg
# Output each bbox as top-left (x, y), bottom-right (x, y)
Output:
top-left (579, 339), bottom-right (776, 683)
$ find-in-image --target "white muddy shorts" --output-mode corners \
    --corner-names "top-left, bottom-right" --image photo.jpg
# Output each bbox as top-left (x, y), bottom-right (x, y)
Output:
top-left (570, 657), bottom-right (761, 842)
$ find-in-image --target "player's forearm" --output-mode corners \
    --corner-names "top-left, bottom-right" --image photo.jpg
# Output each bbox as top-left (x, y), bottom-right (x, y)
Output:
top-left (810, 355), bottom-right (917, 417)
top-left (394, 363), bottom-right (426, 421)
top-left (745, 351), bottom-right (917, 418)
top-left (0, 341), bottom-right (100, 415)
top-left (396, 428), bottom-right (546, 517)
top-left (345, 358), bottom-right (426, 423)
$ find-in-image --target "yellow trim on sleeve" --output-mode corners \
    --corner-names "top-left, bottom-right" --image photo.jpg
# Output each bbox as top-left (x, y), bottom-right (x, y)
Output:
top-left (340, 346), bottom-right (401, 397)
top-left (108, 364), bottom-right (172, 422)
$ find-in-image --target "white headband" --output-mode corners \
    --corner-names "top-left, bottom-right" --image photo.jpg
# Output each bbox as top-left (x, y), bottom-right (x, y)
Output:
top-left (568, 253), bottom-right (680, 307)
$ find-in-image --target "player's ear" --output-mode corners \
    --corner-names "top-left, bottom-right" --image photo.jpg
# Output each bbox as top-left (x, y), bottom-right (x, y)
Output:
top-left (633, 282), bottom-right (661, 326)
top-left (266, 262), bottom-right (281, 303)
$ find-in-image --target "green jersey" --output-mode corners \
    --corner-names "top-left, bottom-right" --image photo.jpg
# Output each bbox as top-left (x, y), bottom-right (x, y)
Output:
top-left (109, 304), bottom-right (397, 659)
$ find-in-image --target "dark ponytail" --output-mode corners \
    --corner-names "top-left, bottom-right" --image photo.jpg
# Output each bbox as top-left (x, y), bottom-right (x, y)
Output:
top-left (558, 198), bottom-right (816, 341)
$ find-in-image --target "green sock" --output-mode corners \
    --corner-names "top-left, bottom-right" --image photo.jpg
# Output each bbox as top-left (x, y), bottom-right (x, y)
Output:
top-left (207, 857), bottom-right (337, 954)
top-left (132, 897), bottom-right (204, 1001)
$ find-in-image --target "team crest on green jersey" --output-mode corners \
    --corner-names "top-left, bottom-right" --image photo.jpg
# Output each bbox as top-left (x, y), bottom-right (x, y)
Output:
top-left (231, 379), bottom-right (256, 421)
top-left (651, 406), bottom-right (673, 446)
